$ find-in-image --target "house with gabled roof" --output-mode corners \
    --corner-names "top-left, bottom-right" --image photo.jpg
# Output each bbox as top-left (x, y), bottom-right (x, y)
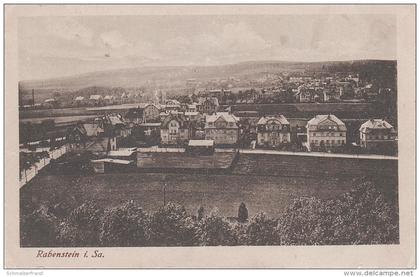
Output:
top-left (160, 114), bottom-right (192, 145)
top-left (66, 123), bottom-right (88, 146)
top-left (359, 119), bottom-right (397, 151)
top-left (204, 112), bottom-right (239, 145)
top-left (256, 115), bottom-right (291, 148)
top-left (306, 114), bottom-right (347, 151)
top-left (197, 97), bottom-right (219, 115)
top-left (89, 94), bottom-right (102, 106)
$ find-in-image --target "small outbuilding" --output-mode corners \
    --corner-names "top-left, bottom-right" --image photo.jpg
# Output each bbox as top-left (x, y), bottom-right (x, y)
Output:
top-left (91, 158), bottom-right (134, 173)
top-left (186, 140), bottom-right (215, 155)
top-left (107, 147), bottom-right (137, 161)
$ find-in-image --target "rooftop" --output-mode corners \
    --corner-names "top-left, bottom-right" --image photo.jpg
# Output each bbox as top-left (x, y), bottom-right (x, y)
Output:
top-left (90, 95), bottom-right (101, 100)
top-left (108, 148), bottom-right (137, 157)
top-left (92, 158), bottom-right (133, 165)
top-left (188, 140), bottom-right (214, 147)
top-left (307, 114), bottom-right (345, 126)
top-left (360, 119), bottom-right (396, 132)
top-left (257, 115), bottom-right (290, 125)
top-left (206, 112), bottom-right (239, 124)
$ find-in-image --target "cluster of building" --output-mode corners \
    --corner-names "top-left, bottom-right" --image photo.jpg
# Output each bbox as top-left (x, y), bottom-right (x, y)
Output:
top-left (65, 93), bottom-right (397, 158)
top-left (123, 99), bottom-right (239, 146)
top-left (20, 89), bottom-right (143, 110)
top-left (255, 113), bottom-right (397, 152)
top-left (191, 73), bottom-right (389, 105)
top-left (71, 91), bottom-right (142, 107)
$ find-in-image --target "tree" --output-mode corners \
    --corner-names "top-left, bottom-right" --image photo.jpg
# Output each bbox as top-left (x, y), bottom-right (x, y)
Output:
top-left (245, 212), bottom-right (279, 245)
top-left (277, 182), bottom-right (399, 245)
top-left (57, 201), bottom-right (103, 247)
top-left (99, 201), bottom-right (150, 247)
top-left (197, 206), bottom-right (205, 221)
top-left (199, 214), bottom-right (237, 246)
top-left (328, 182), bottom-right (399, 245)
top-left (149, 202), bottom-right (199, 246)
top-left (238, 202), bottom-right (248, 223)
top-left (277, 197), bottom-right (328, 245)
top-left (20, 206), bottom-right (59, 247)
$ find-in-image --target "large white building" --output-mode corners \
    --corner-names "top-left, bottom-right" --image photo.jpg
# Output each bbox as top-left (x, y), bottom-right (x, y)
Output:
top-left (256, 115), bottom-right (291, 147)
top-left (306, 114), bottom-right (347, 151)
top-left (204, 112), bottom-right (239, 145)
top-left (359, 119), bottom-right (397, 150)
top-left (160, 114), bottom-right (191, 145)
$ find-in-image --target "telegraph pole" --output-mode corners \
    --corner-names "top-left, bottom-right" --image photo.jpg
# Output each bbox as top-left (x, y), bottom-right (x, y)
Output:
top-left (163, 182), bottom-right (167, 206)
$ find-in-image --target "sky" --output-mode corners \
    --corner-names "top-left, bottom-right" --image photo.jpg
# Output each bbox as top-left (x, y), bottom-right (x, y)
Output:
top-left (18, 14), bottom-right (396, 81)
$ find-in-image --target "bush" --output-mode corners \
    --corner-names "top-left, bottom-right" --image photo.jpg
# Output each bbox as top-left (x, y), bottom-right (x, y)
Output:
top-left (99, 201), bottom-right (150, 247)
top-left (329, 182), bottom-right (399, 245)
top-left (21, 182), bottom-right (399, 247)
top-left (245, 212), bottom-right (279, 245)
top-left (149, 202), bottom-right (199, 246)
top-left (21, 206), bottom-right (59, 247)
top-left (199, 213), bottom-right (237, 246)
top-left (277, 182), bottom-right (399, 245)
top-left (57, 201), bottom-right (103, 246)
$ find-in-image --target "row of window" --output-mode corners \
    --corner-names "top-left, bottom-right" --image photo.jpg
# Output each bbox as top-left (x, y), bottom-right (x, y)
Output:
top-left (318, 126), bottom-right (339, 130)
top-left (206, 136), bottom-right (237, 142)
top-left (259, 138), bottom-right (289, 143)
top-left (265, 125), bottom-right (283, 131)
top-left (207, 130), bottom-right (237, 134)
top-left (310, 139), bottom-right (345, 145)
top-left (207, 123), bottom-right (235, 127)
top-left (259, 133), bottom-right (289, 138)
top-left (364, 135), bottom-right (393, 140)
top-left (311, 132), bottom-right (344, 137)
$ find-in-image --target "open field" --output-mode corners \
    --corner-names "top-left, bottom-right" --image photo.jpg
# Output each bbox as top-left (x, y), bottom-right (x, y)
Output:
top-left (137, 152), bottom-right (237, 169)
top-left (19, 115), bottom-right (98, 124)
top-left (21, 102), bottom-right (376, 120)
top-left (21, 172), bottom-right (379, 218)
top-left (228, 102), bottom-right (383, 119)
top-left (20, 153), bottom-right (398, 218)
top-left (19, 102), bottom-right (147, 120)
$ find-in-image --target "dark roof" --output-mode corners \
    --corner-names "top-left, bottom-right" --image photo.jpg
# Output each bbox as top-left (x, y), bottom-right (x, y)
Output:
top-left (69, 124), bottom-right (87, 137)
top-left (161, 114), bottom-right (191, 129)
top-left (125, 107), bottom-right (144, 119)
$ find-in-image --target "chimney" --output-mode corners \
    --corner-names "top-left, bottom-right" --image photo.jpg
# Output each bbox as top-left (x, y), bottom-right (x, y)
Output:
top-left (32, 89), bottom-right (35, 106)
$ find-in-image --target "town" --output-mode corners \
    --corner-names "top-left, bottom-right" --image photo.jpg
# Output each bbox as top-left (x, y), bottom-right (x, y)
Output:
top-left (19, 64), bottom-right (398, 184)
top-left (15, 9), bottom-right (402, 249)
top-left (18, 63), bottom-right (400, 248)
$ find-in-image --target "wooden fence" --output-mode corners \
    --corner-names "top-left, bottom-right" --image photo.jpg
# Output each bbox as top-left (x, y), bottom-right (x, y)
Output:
top-left (19, 144), bottom-right (69, 188)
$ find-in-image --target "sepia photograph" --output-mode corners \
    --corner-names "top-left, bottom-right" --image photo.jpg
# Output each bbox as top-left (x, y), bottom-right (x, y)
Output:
top-left (4, 4), bottom-right (416, 269)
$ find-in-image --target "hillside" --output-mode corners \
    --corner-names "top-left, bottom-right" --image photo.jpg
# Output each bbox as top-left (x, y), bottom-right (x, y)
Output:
top-left (19, 59), bottom-right (397, 96)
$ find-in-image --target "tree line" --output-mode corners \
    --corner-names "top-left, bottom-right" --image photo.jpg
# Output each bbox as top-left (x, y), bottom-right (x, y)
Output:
top-left (20, 181), bottom-right (398, 247)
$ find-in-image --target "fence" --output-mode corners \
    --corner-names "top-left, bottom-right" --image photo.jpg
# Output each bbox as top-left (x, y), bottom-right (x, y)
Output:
top-left (138, 147), bottom-right (185, 153)
top-left (19, 144), bottom-right (69, 188)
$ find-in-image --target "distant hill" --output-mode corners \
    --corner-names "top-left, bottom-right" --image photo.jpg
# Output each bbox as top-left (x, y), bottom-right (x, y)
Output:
top-left (19, 59), bottom-right (397, 96)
